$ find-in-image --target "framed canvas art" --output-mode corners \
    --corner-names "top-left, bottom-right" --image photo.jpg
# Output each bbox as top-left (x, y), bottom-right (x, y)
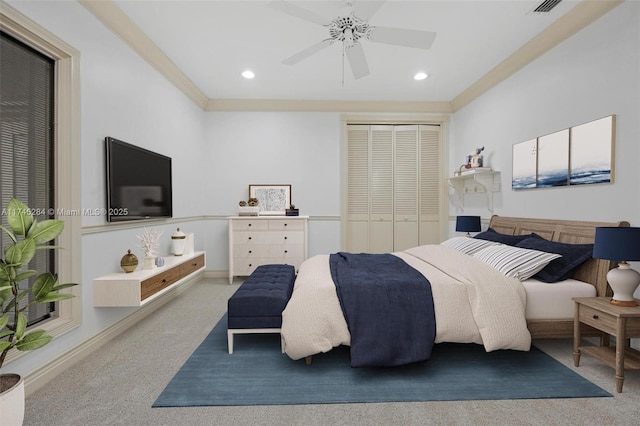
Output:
top-left (248, 184), bottom-right (292, 215)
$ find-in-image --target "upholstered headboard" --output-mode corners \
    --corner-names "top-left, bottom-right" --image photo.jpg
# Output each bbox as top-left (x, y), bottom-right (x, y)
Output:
top-left (488, 215), bottom-right (630, 297)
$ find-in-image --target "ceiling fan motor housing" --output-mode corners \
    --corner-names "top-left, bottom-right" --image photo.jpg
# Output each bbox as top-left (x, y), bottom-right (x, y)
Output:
top-left (328, 13), bottom-right (371, 44)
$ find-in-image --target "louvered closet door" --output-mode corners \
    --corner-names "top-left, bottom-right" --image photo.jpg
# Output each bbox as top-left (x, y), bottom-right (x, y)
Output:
top-left (394, 125), bottom-right (419, 251)
top-left (346, 125), bottom-right (370, 253)
top-left (419, 125), bottom-right (442, 245)
top-left (369, 125), bottom-right (394, 253)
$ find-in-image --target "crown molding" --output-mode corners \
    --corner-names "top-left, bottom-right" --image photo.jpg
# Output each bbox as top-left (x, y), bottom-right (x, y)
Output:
top-left (450, 0), bottom-right (624, 112)
top-left (78, 0), bottom-right (208, 109)
top-left (206, 99), bottom-right (452, 113)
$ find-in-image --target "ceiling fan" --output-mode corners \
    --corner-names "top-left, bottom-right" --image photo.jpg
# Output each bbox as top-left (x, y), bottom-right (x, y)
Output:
top-left (269, 1), bottom-right (437, 80)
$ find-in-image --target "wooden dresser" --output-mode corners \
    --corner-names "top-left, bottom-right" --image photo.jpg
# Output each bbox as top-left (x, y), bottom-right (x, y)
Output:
top-left (228, 216), bottom-right (308, 284)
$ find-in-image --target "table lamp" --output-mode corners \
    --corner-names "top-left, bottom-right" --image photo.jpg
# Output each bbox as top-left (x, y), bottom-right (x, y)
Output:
top-left (456, 216), bottom-right (481, 237)
top-left (593, 227), bottom-right (640, 307)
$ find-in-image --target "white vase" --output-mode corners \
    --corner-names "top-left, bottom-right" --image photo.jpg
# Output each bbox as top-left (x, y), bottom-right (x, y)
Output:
top-left (143, 255), bottom-right (157, 270)
top-left (172, 228), bottom-right (186, 256)
top-left (0, 374), bottom-right (25, 426)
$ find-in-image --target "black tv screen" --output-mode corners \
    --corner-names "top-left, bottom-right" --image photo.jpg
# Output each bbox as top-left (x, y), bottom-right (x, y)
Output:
top-left (105, 137), bottom-right (172, 222)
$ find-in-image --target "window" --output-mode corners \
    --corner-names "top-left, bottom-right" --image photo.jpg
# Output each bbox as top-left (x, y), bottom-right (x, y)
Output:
top-left (1, 31), bottom-right (56, 326)
top-left (0, 4), bottom-right (81, 366)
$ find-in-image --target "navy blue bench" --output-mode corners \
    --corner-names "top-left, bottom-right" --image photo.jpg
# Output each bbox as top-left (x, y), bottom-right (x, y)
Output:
top-left (227, 264), bottom-right (296, 354)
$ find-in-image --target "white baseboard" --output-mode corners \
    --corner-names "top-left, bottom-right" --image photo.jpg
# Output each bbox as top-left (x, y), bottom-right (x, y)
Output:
top-left (23, 271), bottom-right (203, 396)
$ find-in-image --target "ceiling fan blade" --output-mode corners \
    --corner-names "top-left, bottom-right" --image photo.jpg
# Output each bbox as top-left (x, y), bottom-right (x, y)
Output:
top-left (368, 26), bottom-right (437, 49)
top-left (345, 42), bottom-right (370, 80)
top-left (352, 1), bottom-right (386, 21)
top-left (268, 1), bottom-right (331, 26)
top-left (283, 39), bottom-right (335, 65)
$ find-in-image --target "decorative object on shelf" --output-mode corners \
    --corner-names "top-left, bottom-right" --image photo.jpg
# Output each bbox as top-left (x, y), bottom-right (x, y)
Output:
top-left (286, 203), bottom-right (299, 216)
top-left (172, 228), bottom-right (186, 256)
top-left (137, 227), bottom-right (162, 270)
top-left (466, 146), bottom-right (484, 168)
top-left (239, 200), bottom-right (247, 207)
top-left (155, 256), bottom-right (165, 267)
top-left (249, 184), bottom-right (291, 215)
top-left (455, 216), bottom-right (481, 237)
top-left (120, 249), bottom-right (139, 273)
top-left (0, 198), bottom-right (78, 426)
top-left (247, 198), bottom-right (259, 207)
top-left (593, 226), bottom-right (640, 307)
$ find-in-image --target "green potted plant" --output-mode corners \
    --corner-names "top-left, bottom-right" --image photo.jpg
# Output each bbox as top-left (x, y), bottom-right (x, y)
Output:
top-left (0, 198), bottom-right (77, 425)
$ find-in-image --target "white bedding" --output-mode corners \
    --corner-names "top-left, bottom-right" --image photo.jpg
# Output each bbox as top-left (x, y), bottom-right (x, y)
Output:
top-left (281, 245), bottom-right (532, 361)
top-left (522, 277), bottom-right (596, 320)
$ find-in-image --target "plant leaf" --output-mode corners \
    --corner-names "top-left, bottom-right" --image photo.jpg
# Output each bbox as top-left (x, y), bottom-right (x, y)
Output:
top-left (52, 282), bottom-right (78, 291)
top-left (0, 224), bottom-right (17, 243)
top-left (0, 330), bottom-right (14, 339)
top-left (6, 198), bottom-right (33, 236)
top-left (5, 238), bottom-right (36, 267)
top-left (15, 313), bottom-right (27, 339)
top-left (0, 341), bottom-right (12, 353)
top-left (0, 315), bottom-right (8, 329)
top-left (32, 273), bottom-right (56, 302)
top-left (35, 293), bottom-right (75, 302)
top-left (14, 270), bottom-right (37, 282)
top-left (27, 219), bottom-right (64, 245)
top-left (16, 329), bottom-right (52, 351)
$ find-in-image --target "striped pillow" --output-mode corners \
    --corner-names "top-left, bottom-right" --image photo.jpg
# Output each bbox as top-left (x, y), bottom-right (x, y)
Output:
top-left (472, 245), bottom-right (562, 281)
top-left (441, 237), bottom-right (499, 255)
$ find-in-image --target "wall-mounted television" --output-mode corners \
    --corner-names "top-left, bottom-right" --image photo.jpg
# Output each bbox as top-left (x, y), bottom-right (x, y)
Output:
top-left (105, 137), bottom-right (172, 222)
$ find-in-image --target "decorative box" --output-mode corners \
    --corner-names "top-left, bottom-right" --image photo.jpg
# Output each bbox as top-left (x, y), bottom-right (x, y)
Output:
top-left (285, 208), bottom-right (299, 216)
top-left (238, 206), bottom-right (260, 216)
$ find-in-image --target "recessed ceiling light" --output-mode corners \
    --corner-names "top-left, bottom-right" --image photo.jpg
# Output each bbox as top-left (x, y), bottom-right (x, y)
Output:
top-left (414, 72), bottom-right (428, 81)
top-left (242, 70), bottom-right (255, 79)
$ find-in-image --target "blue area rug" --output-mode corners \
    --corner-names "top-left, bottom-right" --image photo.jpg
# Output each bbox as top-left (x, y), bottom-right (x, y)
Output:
top-left (153, 315), bottom-right (611, 407)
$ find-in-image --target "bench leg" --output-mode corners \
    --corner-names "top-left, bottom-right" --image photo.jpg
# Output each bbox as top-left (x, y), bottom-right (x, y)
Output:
top-left (227, 330), bottom-right (234, 354)
top-left (280, 334), bottom-right (285, 353)
top-left (305, 355), bottom-right (312, 365)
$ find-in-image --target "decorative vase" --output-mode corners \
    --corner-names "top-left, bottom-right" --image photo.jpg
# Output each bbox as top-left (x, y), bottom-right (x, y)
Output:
top-left (172, 228), bottom-right (186, 256)
top-left (120, 249), bottom-right (138, 273)
top-left (143, 255), bottom-right (157, 270)
top-left (155, 256), bottom-right (165, 267)
top-left (0, 374), bottom-right (25, 426)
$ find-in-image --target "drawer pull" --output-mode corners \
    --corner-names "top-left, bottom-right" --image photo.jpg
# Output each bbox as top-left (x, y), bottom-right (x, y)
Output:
top-left (248, 250), bottom-right (252, 254)
top-left (284, 236), bottom-right (288, 240)
top-left (248, 223), bottom-right (252, 227)
top-left (284, 223), bottom-right (288, 227)
top-left (593, 315), bottom-right (599, 319)
top-left (162, 279), bottom-right (167, 283)
top-left (284, 250), bottom-right (288, 253)
top-left (248, 237), bottom-right (252, 240)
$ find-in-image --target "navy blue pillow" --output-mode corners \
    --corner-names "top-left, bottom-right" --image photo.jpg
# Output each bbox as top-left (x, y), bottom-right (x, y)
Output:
top-left (474, 228), bottom-right (543, 246)
top-left (515, 237), bottom-right (593, 283)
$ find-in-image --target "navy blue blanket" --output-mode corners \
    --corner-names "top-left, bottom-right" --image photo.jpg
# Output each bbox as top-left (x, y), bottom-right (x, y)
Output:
top-left (329, 252), bottom-right (436, 367)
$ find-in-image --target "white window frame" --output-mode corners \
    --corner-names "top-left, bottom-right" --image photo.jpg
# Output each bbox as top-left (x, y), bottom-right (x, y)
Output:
top-left (1, 4), bottom-right (81, 364)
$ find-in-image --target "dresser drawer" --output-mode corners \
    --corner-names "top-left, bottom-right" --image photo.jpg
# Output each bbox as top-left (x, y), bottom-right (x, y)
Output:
top-left (266, 244), bottom-right (304, 258)
top-left (268, 219), bottom-right (305, 231)
top-left (231, 220), bottom-right (269, 231)
top-left (233, 231), bottom-right (271, 245)
top-left (140, 267), bottom-right (181, 301)
top-left (233, 245), bottom-right (271, 258)
top-left (579, 304), bottom-right (617, 334)
top-left (266, 231), bottom-right (305, 244)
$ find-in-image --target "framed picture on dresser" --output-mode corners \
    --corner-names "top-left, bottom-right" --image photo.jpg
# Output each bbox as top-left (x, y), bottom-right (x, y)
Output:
top-left (249, 184), bottom-right (291, 215)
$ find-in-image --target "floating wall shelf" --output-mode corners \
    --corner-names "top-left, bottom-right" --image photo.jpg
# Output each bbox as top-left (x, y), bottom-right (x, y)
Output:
top-left (448, 171), bottom-right (501, 212)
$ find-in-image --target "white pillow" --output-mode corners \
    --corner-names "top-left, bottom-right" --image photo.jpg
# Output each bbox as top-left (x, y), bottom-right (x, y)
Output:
top-left (472, 245), bottom-right (562, 281)
top-left (441, 237), bottom-right (499, 255)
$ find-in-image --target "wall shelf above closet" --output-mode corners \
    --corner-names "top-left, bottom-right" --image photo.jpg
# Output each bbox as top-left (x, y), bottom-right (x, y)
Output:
top-left (448, 170), bottom-right (501, 212)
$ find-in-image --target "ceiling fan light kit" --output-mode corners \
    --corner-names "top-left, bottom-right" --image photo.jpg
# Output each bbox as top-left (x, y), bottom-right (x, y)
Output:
top-left (270, 0), bottom-right (436, 81)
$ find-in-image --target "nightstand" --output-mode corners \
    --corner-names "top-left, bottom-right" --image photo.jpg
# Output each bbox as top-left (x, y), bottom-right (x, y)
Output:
top-left (573, 297), bottom-right (640, 392)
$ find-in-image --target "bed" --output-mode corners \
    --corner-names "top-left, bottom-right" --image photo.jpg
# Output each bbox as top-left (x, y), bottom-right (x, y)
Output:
top-left (280, 215), bottom-right (629, 366)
